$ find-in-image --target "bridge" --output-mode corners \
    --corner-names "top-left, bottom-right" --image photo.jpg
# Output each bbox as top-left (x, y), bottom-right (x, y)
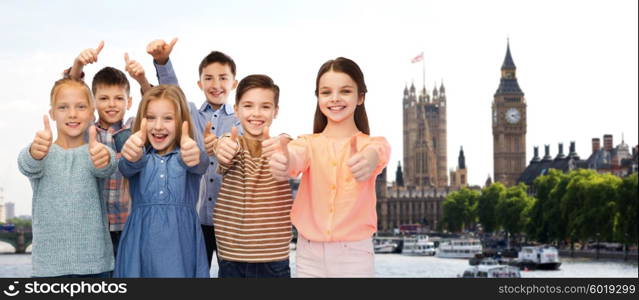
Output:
top-left (0, 229), bottom-right (32, 254)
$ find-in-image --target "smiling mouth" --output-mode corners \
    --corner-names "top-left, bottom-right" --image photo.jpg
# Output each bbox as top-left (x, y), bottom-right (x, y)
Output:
top-left (328, 105), bottom-right (346, 111)
top-left (209, 90), bottom-right (224, 97)
top-left (66, 122), bottom-right (81, 128)
top-left (248, 120), bottom-right (264, 126)
top-left (151, 132), bottom-right (168, 143)
top-left (105, 110), bottom-right (120, 117)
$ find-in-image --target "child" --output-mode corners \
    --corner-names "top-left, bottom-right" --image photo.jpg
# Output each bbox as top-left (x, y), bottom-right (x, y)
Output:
top-left (114, 84), bottom-right (209, 277)
top-left (269, 57), bottom-right (391, 277)
top-left (212, 74), bottom-right (292, 278)
top-left (146, 38), bottom-right (242, 270)
top-left (18, 78), bottom-right (117, 277)
top-left (66, 41), bottom-right (151, 259)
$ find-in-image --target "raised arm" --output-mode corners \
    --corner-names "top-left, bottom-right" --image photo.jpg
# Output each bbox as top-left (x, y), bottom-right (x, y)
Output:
top-left (147, 38), bottom-right (179, 85)
top-left (68, 41), bottom-right (104, 80)
top-left (124, 53), bottom-right (152, 95)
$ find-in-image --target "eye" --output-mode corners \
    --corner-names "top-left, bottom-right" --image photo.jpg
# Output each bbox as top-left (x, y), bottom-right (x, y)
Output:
top-left (146, 115), bottom-right (155, 120)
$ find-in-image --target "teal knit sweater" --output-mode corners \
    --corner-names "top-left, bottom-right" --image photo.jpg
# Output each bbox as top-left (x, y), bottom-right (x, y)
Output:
top-left (18, 143), bottom-right (117, 277)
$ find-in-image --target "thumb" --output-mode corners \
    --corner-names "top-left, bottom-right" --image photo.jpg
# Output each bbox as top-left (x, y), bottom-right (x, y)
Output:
top-left (96, 41), bottom-right (104, 55)
top-left (89, 125), bottom-right (98, 148)
top-left (124, 52), bottom-right (130, 64)
top-left (230, 127), bottom-right (238, 141)
top-left (138, 118), bottom-right (148, 143)
top-left (181, 121), bottom-right (190, 145)
top-left (168, 37), bottom-right (178, 49)
top-left (43, 114), bottom-right (51, 133)
top-left (350, 134), bottom-right (358, 157)
top-left (279, 135), bottom-right (289, 158)
top-left (204, 121), bottom-right (214, 137)
top-left (262, 126), bottom-right (270, 140)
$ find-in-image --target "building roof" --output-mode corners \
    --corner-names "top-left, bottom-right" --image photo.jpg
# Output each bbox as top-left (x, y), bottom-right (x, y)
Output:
top-left (501, 42), bottom-right (517, 70)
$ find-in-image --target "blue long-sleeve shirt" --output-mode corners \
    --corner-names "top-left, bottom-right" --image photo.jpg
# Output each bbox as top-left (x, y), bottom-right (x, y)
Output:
top-left (153, 59), bottom-right (242, 226)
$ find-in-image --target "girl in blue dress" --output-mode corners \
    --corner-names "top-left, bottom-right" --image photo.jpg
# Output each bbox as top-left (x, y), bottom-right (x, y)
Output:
top-left (114, 84), bottom-right (209, 277)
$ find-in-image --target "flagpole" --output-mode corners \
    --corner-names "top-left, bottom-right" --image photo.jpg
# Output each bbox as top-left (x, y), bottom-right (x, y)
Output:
top-left (422, 53), bottom-right (425, 91)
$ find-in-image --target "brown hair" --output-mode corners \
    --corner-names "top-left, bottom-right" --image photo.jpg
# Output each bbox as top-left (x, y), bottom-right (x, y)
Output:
top-left (199, 51), bottom-right (237, 77)
top-left (313, 57), bottom-right (369, 134)
top-left (92, 67), bottom-right (131, 96)
top-left (50, 78), bottom-right (94, 108)
top-left (235, 74), bottom-right (280, 106)
top-left (132, 85), bottom-right (195, 146)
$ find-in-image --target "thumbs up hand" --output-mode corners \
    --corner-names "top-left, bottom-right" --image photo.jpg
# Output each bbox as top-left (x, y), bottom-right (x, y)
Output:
top-left (180, 122), bottom-right (200, 167)
top-left (88, 125), bottom-right (110, 169)
top-left (122, 118), bottom-right (148, 162)
top-left (268, 133), bottom-right (290, 182)
top-left (29, 115), bottom-right (53, 160)
top-left (203, 121), bottom-right (217, 156)
top-left (215, 127), bottom-right (239, 166)
top-left (75, 41), bottom-right (104, 66)
top-left (261, 126), bottom-right (290, 159)
top-left (146, 37), bottom-right (178, 65)
top-left (346, 135), bottom-right (379, 182)
top-left (124, 53), bottom-right (147, 83)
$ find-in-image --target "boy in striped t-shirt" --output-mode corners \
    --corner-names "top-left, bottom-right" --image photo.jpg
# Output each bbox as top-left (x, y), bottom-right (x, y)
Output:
top-left (211, 74), bottom-right (293, 278)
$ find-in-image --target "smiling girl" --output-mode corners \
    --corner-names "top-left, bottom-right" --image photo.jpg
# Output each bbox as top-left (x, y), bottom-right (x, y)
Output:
top-left (269, 57), bottom-right (390, 277)
top-left (114, 84), bottom-right (209, 277)
top-left (18, 78), bottom-right (117, 277)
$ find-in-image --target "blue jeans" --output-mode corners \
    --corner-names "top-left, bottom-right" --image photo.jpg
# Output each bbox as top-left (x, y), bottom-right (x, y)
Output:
top-left (218, 259), bottom-right (290, 278)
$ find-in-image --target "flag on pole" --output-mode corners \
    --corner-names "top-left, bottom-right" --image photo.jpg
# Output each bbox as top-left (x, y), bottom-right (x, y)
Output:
top-left (411, 52), bottom-right (424, 63)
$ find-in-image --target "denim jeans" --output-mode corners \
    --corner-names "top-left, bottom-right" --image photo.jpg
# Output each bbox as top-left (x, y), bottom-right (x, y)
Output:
top-left (218, 259), bottom-right (290, 278)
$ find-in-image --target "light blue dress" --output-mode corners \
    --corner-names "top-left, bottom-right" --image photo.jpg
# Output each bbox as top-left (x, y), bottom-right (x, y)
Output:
top-left (114, 146), bottom-right (209, 277)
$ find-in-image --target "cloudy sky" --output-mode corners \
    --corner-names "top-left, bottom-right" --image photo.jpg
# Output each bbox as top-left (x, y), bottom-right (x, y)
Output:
top-left (0, 0), bottom-right (637, 216)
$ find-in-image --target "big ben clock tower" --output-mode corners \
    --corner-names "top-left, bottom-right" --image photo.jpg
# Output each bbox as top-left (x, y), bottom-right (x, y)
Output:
top-left (492, 40), bottom-right (527, 186)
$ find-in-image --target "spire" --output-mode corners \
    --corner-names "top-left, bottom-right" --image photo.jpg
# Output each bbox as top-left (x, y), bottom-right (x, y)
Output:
top-left (432, 82), bottom-right (438, 97)
top-left (403, 84), bottom-right (408, 96)
top-left (410, 82), bottom-right (416, 92)
top-left (501, 38), bottom-right (516, 70)
top-left (395, 161), bottom-right (404, 187)
top-left (458, 146), bottom-right (466, 169)
top-left (439, 79), bottom-right (445, 94)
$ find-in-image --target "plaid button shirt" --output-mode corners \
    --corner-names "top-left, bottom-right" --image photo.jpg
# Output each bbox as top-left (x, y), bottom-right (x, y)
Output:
top-left (96, 118), bottom-right (134, 231)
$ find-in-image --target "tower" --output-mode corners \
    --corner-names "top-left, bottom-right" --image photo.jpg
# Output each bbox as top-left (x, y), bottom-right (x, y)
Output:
top-left (492, 40), bottom-right (527, 186)
top-left (403, 80), bottom-right (447, 187)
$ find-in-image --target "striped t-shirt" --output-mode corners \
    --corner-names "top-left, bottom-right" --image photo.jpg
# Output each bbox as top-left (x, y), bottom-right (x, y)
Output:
top-left (214, 136), bottom-right (293, 262)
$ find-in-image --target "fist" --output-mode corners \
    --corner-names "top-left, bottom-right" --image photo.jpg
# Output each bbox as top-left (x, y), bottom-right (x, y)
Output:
top-left (146, 38), bottom-right (178, 65)
top-left (260, 126), bottom-right (291, 159)
top-left (29, 115), bottom-right (53, 160)
top-left (346, 135), bottom-right (379, 182)
top-left (203, 121), bottom-right (217, 156)
top-left (75, 41), bottom-right (104, 66)
top-left (88, 125), bottom-right (110, 169)
top-left (215, 127), bottom-right (239, 166)
top-left (122, 118), bottom-right (147, 162)
top-left (180, 122), bottom-right (200, 167)
top-left (268, 137), bottom-right (290, 182)
top-left (124, 53), bottom-right (146, 83)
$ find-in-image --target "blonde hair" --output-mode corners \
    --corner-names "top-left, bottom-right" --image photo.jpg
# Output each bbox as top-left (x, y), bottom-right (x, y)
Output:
top-left (132, 85), bottom-right (195, 146)
top-left (49, 78), bottom-right (94, 108)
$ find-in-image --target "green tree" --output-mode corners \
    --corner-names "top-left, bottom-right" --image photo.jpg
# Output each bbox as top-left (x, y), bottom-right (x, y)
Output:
top-left (477, 183), bottom-right (505, 233)
top-left (527, 169), bottom-right (566, 243)
top-left (496, 183), bottom-right (534, 242)
top-left (615, 173), bottom-right (637, 246)
top-left (442, 188), bottom-right (479, 232)
top-left (561, 169), bottom-right (598, 244)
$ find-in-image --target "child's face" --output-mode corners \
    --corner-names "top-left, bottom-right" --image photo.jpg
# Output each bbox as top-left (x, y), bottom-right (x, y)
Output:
top-left (317, 71), bottom-right (363, 125)
top-left (234, 88), bottom-right (278, 141)
top-left (197, 62), bottom-right (238, 109)
top-left (50, 86), bottom-right (93, 139)
top-left (145, 98), bottom-right (177, 155)
top-left (94, 85), bottom-right (132, 128)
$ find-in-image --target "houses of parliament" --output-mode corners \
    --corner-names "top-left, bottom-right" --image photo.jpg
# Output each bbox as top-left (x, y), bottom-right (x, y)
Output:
top-left (375, 42), bottom-right (527, 232)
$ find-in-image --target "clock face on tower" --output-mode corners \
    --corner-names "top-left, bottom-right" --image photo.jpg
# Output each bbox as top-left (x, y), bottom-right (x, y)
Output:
top-left (505, 108), bottom-right (521, 124)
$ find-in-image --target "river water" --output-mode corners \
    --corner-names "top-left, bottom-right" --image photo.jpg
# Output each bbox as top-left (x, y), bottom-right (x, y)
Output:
top-left (1, 251), bottom-right (637, 278)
